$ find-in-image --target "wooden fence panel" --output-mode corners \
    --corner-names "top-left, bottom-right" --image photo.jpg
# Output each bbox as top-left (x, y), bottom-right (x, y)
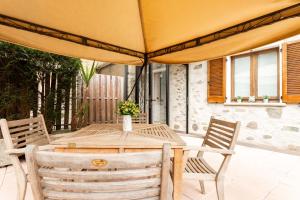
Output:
top-left (86, 74), bottom-right (123, 124)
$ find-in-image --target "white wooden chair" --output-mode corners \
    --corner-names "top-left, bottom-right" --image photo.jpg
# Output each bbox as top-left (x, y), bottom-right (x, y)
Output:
top-left (117, 113), bottom-right (148, 124)
top-left (184, 117), bottom-right (240, 200)
top-left (0, 115), bottom-right (71, 200)
top-left (25, 143), bottom-right (173, 200)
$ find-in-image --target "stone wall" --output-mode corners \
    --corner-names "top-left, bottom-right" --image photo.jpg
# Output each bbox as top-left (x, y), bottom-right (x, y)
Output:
top-left (187, 61), bottom-right (300, 152)
top-left (126, 65), bottom-right (136, 101)
top-left (169, 65), bottom-right (187, 132)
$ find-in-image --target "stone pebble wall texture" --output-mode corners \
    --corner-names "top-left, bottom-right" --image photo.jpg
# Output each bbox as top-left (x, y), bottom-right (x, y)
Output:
top-left (169, 65), bottom-right (187, 132)
top-left (171, 61), bottom-right (300, 152)
top-left (126, 66), bottom-right (136, 101)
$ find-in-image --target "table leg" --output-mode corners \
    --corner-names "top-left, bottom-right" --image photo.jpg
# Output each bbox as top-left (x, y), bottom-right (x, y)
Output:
top-left (173, 148), bottom-right (183, 200)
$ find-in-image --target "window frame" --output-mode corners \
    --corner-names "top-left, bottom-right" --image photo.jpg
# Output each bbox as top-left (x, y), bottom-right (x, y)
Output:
top-left (231, 47), bottom-right (280, 102)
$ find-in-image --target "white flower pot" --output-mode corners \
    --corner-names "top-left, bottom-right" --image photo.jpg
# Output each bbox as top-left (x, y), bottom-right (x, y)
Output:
top-left (123, 115), bottom-right (132, 132)
top-left (263, 99), bottom-right (269, 103)
top-left (249, 96), bottom-right (256, 103)
top-left (237, 99), bottom-right (242, 103)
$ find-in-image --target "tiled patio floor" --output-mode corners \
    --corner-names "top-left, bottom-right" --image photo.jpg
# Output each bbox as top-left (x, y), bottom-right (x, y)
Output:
top-left (0, 136), bottom-right (299, 200)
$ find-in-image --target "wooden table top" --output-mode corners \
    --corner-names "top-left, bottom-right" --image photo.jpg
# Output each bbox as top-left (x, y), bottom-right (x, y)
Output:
top-left (52, 123), bottom-right (186, 148)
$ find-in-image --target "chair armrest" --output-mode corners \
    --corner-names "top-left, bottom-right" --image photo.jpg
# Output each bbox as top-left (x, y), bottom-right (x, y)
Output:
top-left (5, 148), bottom-right (26, 155)
top-left (184, 146), bottom-right (235, 155)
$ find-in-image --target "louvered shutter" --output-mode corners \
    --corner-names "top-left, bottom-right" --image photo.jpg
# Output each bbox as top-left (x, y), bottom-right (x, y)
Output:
top-left (282, 41), bottom-right (300, 103)
top-left (207, 58), bottom-right (226, 103)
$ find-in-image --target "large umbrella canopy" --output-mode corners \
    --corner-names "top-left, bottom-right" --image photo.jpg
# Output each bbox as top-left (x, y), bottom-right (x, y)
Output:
top-left (0, 0), bottom-right (299, 65)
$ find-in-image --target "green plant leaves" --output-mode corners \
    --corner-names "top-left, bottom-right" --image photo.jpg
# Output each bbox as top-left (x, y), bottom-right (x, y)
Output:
top-left (118, 100), bottom-right (140, 117)
top-left (80, 60), bottom-right (96, 87)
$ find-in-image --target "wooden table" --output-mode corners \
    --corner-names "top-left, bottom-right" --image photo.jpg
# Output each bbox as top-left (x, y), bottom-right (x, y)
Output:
top-left (52, 123), bottom-right (186, 200)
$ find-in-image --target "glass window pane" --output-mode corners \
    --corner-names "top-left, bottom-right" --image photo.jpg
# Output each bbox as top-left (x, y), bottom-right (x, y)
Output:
top-left (234, 56), bottom-right (251, 97)
top-left (257, 51), bottom-right (278, 97)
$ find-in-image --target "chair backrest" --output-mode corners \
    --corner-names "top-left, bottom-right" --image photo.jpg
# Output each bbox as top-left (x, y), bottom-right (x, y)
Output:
top-left (117, 113), bottom-right (148, 124)
top-left (200, 117), bottom-right (240, 175)
top-left (25, 143), bottom-right (173, 200)
top-left (202, 117), bottom-right (240, 151)
top-left (0, 115), bottom-right (50, 150)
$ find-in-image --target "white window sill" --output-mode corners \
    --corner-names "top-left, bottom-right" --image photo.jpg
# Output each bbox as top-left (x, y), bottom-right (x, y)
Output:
top-left (224, 102), bottom-right (286, 107)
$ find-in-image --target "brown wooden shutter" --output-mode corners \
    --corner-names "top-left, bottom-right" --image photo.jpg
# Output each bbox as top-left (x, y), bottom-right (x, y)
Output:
top-left (207, 57), bottom-right (226, 103)
top-left (282, 41), bottom-right (300, 103)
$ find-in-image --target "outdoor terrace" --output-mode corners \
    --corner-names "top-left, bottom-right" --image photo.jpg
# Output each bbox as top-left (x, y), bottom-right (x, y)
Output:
top-left (0, 136), bottom-right (299, 200)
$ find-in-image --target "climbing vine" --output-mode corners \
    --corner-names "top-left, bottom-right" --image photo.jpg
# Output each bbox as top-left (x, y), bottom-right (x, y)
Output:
top-left (0, 42), bottom-right (81, 133)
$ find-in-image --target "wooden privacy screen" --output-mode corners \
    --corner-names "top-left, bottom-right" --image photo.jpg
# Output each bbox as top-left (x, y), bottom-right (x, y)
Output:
top-left (207, 58), bottom-right (226, 103)
top-left (86, 74), bottom-right (123, 123)
top-left (282, 41), bottom-right (300, 103)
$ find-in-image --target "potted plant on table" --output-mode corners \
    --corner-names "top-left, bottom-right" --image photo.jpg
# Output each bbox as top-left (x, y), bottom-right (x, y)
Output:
top-left (118, 100), bottom-right (140, 132)
top-left (263, 95), bottom-right (269, 103)
top-left (236, 96), bottom-right (242, 103)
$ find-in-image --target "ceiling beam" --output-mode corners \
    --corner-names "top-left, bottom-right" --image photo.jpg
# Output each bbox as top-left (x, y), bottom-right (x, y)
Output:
top-left (148, 3), bottom-right (300, 58)
top-left (0, 14), bottom-right (145, 59)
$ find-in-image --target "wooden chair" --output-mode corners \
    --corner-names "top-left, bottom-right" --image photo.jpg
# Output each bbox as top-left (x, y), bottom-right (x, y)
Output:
top-left (25, 143), bottom-right (173, 200)
top-left (183, 117), bottom-right (240, 200)
top-left (117, 113), bottom-right (148, 124)
top-left (0, 115), bottom-right (70, 200)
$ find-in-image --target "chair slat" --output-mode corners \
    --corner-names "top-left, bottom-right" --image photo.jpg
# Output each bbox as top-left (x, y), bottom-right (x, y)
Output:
top-left (7, 117), bottom-right (41, 127)
top-left (210, 118), bottom-right (236, 128)
top-left (210, 123), bottom-right (234, 134)
top-left (38, 167), bottom-right (161, 181)
top-left (210, 126), bottom-right (233, 138)
top-left (43, 187), bottom-right (160, 200)
top-left (9, 123), bottom-right (40, 133)
top-left (208, 131), bottom-right (231, 144)
top-left (15, 134), bottom-right (48, 148)
top-left (41, 178), bottom-right (161, 192)
top-left (11, 126), bottom-right (44, 138)
top-left (206, 137), bottom-right (228, 149)
top-left (36, 151), bottom-right (163, 169)
top-left (13, 131), bottom-right (46, 144)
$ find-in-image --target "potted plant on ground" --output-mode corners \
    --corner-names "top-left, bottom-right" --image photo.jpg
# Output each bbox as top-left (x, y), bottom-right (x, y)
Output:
top-left (237, 96), bottom-right (242, 103)
top-left (263, 95), bottom-right (269, 103)
top-left (118, 100), bottom-right (140, 132)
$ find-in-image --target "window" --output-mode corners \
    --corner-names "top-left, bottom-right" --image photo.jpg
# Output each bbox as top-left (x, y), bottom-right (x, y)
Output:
top-left (231, 48), bottom-right (279, 101)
